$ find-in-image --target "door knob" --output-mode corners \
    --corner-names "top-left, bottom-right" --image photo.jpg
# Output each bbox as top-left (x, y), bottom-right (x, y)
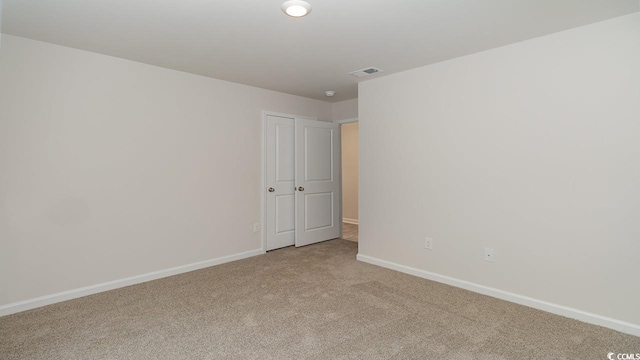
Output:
top-left (268, 187), bottom-right (275, 192)
top-left (297, 186), bottom-right (304, 191)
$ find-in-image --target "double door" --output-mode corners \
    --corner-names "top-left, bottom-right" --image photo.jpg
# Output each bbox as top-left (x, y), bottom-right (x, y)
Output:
top-left (265, 114), bottom-right (341, 251)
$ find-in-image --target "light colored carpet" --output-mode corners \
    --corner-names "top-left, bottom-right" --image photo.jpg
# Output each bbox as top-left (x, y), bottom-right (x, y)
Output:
top-left (342, 223), bottom-right (358, 242)
top-left (1, 239), bottom-right (638, 359)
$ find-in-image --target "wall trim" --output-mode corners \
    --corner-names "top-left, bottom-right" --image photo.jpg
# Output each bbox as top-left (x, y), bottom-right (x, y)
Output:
top-left (0, 248), bottom-right (264, 317)
top-left (336, 117), bottom-right (358, 124)
top-left (356, 253), bottom-right (640, 337)
top-left (343, 218), bottom-right (359, 225)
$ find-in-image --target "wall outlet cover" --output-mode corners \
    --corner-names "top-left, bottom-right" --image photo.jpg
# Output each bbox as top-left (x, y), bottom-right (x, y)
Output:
top-left (424, 237), bottom-right (433, 250)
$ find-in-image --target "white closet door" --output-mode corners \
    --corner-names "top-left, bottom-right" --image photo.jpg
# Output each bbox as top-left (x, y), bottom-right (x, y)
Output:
top-left (294, 118), bottom-right (341, 247)
top-left (265, 115), bottom-right (296, 251)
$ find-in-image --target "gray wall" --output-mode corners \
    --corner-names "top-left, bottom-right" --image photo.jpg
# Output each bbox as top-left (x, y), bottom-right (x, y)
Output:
top-left (0, 34), bottom-right (332, 307)
top-left (359, 13), bottom-right (640, 328)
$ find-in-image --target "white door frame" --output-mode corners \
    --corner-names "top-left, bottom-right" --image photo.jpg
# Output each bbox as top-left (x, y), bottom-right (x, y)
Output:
top-left (336, 117), bottom-right (358, 124)
top-left (261, 111), bottom-right (318, 253)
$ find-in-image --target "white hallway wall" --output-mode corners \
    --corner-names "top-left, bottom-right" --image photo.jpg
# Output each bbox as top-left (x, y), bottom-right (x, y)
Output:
top-left (359, 12), bottom-right (640, 332)
top-left (332, 99), bottom-right (358, 122)
top-left (341, 122), bottom-right (358, 222)
top-left (0, 35), bottom-right (332, 309)
top-left (334, 99), bottom-right (359, 224)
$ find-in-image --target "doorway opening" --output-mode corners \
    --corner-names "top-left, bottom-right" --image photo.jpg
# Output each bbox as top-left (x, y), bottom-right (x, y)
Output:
top-left (340, 121), bottom-right (358, 243)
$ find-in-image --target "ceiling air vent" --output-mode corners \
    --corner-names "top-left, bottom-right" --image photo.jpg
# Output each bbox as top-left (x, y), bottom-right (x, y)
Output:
top-left (349, 67), bottom-right (384, 78)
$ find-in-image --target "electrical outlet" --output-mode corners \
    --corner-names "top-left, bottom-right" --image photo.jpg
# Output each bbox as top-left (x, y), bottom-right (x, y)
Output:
top-left (253, 223), bottom-right (261, 233)
top-left (424, 237), bottom-right (433, 250)
top-left (484, 248), bottom-right (495, 262)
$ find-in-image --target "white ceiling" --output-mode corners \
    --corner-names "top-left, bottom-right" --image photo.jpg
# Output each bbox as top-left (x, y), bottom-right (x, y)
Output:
top-left (2, 0), bottom-right (638, 102)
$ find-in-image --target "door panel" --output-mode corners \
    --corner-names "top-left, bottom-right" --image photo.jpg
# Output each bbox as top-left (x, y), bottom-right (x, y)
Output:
top-left (304, 127), bottom-right (333, 181)
top-left (275, 194), bottom-right (295, 233)
top-left (295, 119), bottom-right (341, 247)
top-left (276, 124), bottom-right (295, 182)
top-left (266, 115), bottom-right (296, 251)
top-left (305, 192), bottom-right (333, 230)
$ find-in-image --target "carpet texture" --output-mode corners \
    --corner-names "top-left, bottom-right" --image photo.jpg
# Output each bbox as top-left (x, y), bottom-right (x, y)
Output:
top-left (1, 239), bottom-right (638, 359)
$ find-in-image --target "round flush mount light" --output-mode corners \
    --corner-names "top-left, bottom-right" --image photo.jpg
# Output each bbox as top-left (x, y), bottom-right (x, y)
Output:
top-left (325, 91), bottom-right (335, 97)
top-left (281, 0), bottom-right (312, 18)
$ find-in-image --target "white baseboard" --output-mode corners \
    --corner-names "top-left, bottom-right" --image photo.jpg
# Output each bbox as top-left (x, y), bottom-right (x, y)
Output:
top-left (356, 253), bottom-right (640, 337)
top-left (0, 248), bottom-right (264, 317)
top-left (343, 218), bottom-right (359, 225)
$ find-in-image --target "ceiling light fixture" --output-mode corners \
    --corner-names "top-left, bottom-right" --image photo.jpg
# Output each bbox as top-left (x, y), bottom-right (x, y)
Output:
top-left (325, 91), bottom-right (335, 97)
top-left (281, 0), bottom-right (312, 18)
